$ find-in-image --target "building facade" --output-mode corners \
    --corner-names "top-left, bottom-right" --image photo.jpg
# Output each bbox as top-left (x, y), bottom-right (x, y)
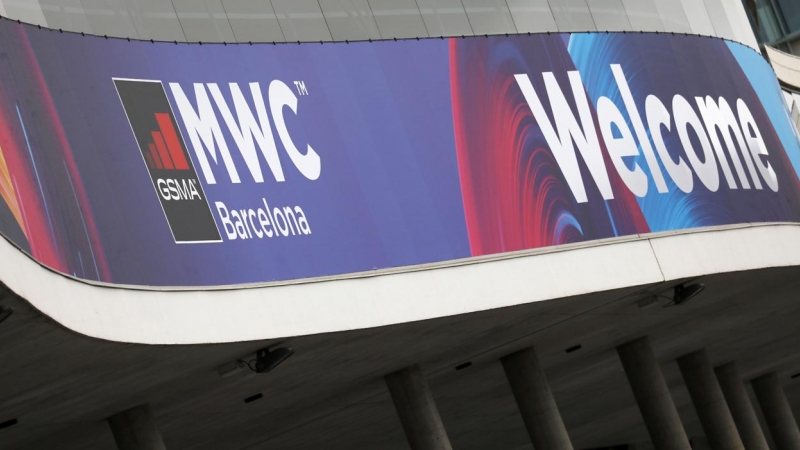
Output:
top-left (0, 1), bottom-right (800, 450)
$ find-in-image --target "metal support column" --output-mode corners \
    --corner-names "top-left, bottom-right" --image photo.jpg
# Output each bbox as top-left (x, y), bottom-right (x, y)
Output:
top-left (714, 362), bottom-right (769, 450)
top-left (501, 346), bottom-right (574, 449)
top-left (751, 372), bottom-right (800, 450)
top-left (617, 337), bottom-right (691, 450)
top-left (676, 350), bottom-right (743, 450)
top-left (107, 404), bottom-right (167, 450)
top-left (385, 364), bottom-right (452, 450)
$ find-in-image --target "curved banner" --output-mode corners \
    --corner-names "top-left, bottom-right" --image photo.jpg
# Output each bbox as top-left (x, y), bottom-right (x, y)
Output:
top-left (0, 22), bottom-right (797, 287)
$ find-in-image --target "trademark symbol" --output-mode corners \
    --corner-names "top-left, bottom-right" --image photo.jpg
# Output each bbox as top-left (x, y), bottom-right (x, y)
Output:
top-left (293, 80), bottom-right (308, 96)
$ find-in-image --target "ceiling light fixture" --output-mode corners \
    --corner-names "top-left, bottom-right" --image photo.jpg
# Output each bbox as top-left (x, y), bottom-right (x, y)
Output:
top-left (455, 361), bottom-right (472, 371)
top-left (243, 393), bottom-right (263, 404)
top-left (0, 419), bottom-right (17, 430)
top-left (254, 347), bottom-right (294, 374)
top-left (667, 283), bottom-right (706, 307)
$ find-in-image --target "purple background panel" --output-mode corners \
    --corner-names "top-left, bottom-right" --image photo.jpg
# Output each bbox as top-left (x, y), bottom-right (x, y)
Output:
top-left (0, 20), bottom-right (793, 287)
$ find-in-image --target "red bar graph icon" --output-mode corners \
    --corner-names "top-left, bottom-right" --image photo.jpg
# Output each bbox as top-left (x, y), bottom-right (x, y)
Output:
top-left (151, 131), bottom-right (173, 169)
top-left (142, 113), bottom-right (190, 170)
top-left (147, 143), bottom-right (161, 169)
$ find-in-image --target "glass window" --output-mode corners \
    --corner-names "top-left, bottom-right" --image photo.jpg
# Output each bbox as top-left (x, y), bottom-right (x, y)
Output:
top-left (759, 4), bottom-right (786, 42)
top-left (776, 0), bottom-right (800, 34)
top-left (747, 0), bottom-right (789, 43)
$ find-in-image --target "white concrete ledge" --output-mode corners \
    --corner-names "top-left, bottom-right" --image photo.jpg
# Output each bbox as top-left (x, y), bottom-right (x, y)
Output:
top-left (767, 46), bottom-right (800, 89)
top-left (2, 223), bottom-right (799, 344)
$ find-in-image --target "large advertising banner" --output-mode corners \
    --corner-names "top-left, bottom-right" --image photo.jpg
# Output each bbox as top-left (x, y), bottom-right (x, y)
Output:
top-left (0, 20), bottom-right (796, 287)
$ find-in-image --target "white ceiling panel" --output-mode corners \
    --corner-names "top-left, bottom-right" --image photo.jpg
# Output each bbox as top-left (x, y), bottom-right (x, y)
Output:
top-left (417, 0), bottom-right (473, 36)
top-left (368, 0), bottom-right (428, 39)
top-left (588, 0), bottom-right (632, 32)
top-left (462, 0), bottom-right (517, 35)
top-left (222, 0), bottom-right (285, 43)
top-left (507, 0), bottom-right (557, 33)
top-left (173, 0), bottom-right (235, 43)
top-left (319, 0), bottom-right (380, 41)
top-left (271, 0), bottom-right (332, 42)
top-left (79, 0), bottom-right (139, 38)
top-left (621, 0), bottom-right (664, 32)
top-left (40, 0), bottom-right (91, 33)
top-left (122, 0), bottom-right (185, 41)
top-left (547, 0), bottom-right (596, 32)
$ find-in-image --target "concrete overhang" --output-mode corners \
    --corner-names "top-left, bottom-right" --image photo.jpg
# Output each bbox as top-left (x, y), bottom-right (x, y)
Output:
top-left (767, 45), bottom-right (800, 90)
top-left (2, 224), bottom-right (800, 448)
top-left (3, 222), bottom-right (800, 344)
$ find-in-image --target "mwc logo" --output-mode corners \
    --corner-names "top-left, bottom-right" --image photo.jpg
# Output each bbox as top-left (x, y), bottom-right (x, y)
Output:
top-left (115, 76), bottom-right (320, 245)
top-left (167, 80), bottom-right (321, 186)
top-left (114, 78), bottom-right (222, 244)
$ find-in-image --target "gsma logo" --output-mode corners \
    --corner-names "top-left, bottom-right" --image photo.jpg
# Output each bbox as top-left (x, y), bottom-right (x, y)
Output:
top-left (114, 78), bottom-right (222, 244)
